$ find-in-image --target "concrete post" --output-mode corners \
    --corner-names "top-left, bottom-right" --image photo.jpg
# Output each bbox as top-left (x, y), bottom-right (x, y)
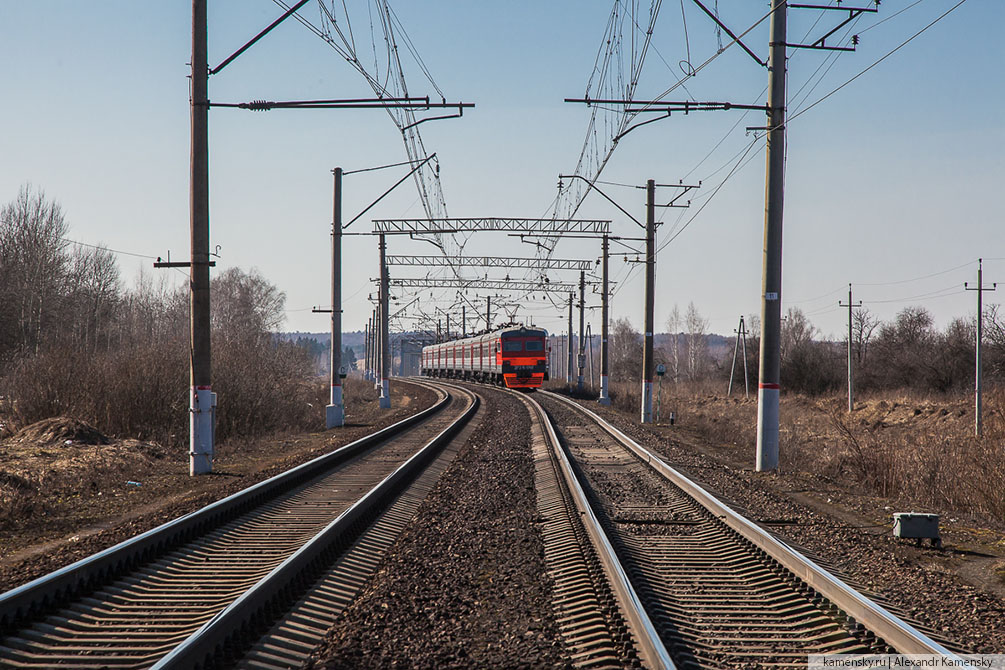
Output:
top-left (567, 293), bottom-right (574, 388)
top-left (189, 0), bottom-right (213, 475)
top-left (599, 234), bottom-right (611, 405)
top-left (379, 234), bottom-right (391, 408)
top-left (755, 0), bottom-right (787, 471)
top-left (577, 270), bottom-right (586, 392)
top-left (640, 179), bottom-right (655, 424)
top-left (326, 168), bottom-right (345, 428)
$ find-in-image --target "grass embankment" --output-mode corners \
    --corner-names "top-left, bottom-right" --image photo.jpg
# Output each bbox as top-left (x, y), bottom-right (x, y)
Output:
top-left (547, 378), bottom-right (1005, 525)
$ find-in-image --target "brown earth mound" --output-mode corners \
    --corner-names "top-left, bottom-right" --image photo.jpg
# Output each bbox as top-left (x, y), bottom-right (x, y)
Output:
top-left (10, 417), bottom-right (109, 446)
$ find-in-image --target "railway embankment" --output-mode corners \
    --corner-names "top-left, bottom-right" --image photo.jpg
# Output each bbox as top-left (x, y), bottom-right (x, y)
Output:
top-left (554, 386), bottom-right (1005, 653)
top-left (0, 379), bottom-right (436, 594)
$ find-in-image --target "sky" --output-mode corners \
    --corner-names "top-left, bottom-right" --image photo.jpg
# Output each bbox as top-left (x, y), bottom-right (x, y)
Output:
top-left (1, 1), bottom-right (1002, 342)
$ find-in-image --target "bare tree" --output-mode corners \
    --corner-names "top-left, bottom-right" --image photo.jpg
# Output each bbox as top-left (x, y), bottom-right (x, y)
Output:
top-left (664, 304), bottom-right (682, 382)
top-left (609, 317), bottom-right (641, 381)
top-left (0, 185), bottom-right (70, 356)
top-left (851, 306), bottom-right (880, 365)
top-left (684, 302), bottom-right (708, 381)
top-left (212, 267), bottom-right (287, 340)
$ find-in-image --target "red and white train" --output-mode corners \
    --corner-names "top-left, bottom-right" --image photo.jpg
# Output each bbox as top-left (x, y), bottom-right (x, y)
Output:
top-left (421, 325), bottom-right (549, 390)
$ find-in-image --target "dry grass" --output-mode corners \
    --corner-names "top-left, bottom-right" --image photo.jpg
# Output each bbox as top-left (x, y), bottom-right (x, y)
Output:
top-left (554, 377), bottom-right (1005, 524)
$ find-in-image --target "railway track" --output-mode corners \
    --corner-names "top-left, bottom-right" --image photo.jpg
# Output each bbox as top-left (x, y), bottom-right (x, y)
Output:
top-left (0, 381), bottom-right (479, 670)
top-left (521, 389), bottom-right (960, 669)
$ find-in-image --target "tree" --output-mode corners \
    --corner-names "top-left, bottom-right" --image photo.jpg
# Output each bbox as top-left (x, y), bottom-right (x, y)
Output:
top-left (664, 305), bottom-right (682, 382)
top-left (609, 318), bottom-right (641, 381)
top-left (851, 306), bottom-right (880, 366)
top-left (684, 302), bottom-right (709, 381)
top-left (211, 267), bottom-right (286, 340)
top-left (0, 185), bottom-right (70, 357)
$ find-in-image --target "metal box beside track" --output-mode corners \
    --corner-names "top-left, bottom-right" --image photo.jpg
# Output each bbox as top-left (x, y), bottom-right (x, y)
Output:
top-left (893, 512), bottom-right (941, 548)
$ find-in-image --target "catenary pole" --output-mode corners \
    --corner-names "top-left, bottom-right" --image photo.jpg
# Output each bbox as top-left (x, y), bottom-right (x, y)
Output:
top-left (567, 293), bottom-right (574, 388)
top-left (599, 234), bottom-right (611, 405)
top-left (755, 0), bottom-right (787, 471)
top-left (373, 308), bottom-right (380, 390)
top-left (189, 0), bottom-right (214, 476)
top-left (578, 270), bottom-right (586, 392)
top-left (326, 168), bottom-right (345, 428)
top-left (379, 235), bottom-right (391, 408)
top-left (486, 296), bottom-right (491, 331)
top-left (641, 179), bottom-right (655, 424)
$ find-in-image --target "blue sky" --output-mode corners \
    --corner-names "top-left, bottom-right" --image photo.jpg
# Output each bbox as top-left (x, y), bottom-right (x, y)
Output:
top-left (1, 1), bottom-right (1001, 340)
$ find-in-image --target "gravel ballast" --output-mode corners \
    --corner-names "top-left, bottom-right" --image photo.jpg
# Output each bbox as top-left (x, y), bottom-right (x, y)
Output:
top-left (306, 387), bottom-right (569, 669)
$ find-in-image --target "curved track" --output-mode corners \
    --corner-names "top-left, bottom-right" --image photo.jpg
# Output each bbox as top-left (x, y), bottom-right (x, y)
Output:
top-left (525, 390), bottom-right (959, 669)
top-left (0, 381), bottom-right (477, 670)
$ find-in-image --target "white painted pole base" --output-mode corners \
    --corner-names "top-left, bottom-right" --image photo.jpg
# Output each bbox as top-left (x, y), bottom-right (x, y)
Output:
top-left (379, 379), bottom-right (391, 409)
top-left (756, 386), bottom-right (780, 471)
top-left (598, 374), bottom-right (611, 406)
top-left (640, 380), bottom-right (653, 424)
top-left (189, 386), bottom-right (214, 476)
top-left (326, 385), bottom-right (345, 429)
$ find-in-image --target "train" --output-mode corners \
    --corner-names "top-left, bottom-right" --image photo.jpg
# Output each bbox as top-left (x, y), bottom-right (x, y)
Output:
top-left (421, 325), bottom-right (549, 390)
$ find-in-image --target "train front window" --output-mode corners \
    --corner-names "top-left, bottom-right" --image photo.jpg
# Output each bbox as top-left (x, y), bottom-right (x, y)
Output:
top-left (524, 340), bottom-right (543, 351)
top-left (502, 340), bottom-right (522, 352)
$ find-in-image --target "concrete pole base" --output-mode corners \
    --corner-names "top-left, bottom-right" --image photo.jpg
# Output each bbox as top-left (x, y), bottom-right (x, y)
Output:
top-left (379, 379), bottom-right (391, 409)
top-left (640, 380), bottom-right (653, 424)
top-left (189, 386), bottom-right (215, 476)
top-left (598, 375), bottom-right (611, 405)
top-left (326, 385), bottom-right (345, 429)
top-left (756, 386), bottom-right (780, 471)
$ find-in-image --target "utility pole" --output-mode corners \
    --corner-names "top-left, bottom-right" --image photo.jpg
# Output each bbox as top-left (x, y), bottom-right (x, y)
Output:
top-left (587, 323), bottom-right (595, 387)
top-left (755, 0), bottom-right (787, 471)
top-left (727, 315), bottom-right (750, 399)
top-left (462, 305), bottom-right (466, 337)
top-left (189, 0), bottom-right (213, 476)
top-left (599, 234), bottom-right (611, 405)
top-left (839, 284), bottom-right (862, 414)
top-left (641, 179), bottom-right (656, 424)
top-left (966, 259), bottom-right (996, 437)
top-left (373, 307), bottom-right (381, 390)
top-left (486, 295), bottom-right (491, 331)
top-left (379, 234), bottom-right (391, 408)
top-left (578, 270), bottom-right (586, 392)
top-left (326, 167), bottom-right (345, 428)
top-left (567, 293), bottom-right (574, 388)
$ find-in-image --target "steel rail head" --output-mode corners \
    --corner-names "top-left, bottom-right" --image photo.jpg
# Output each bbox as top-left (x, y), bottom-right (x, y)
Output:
top-left (0, 382), bottom-right (451, 631)
top-left (513, 389), bottom-right (676, 670)
top-left (542, 391), bottom-right (962, 659)
top-left (152, 384), bottom-right (479, 670)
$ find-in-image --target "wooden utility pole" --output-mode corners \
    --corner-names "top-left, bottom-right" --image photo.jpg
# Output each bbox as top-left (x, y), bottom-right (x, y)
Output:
top-left (966, 259), bottom-right (996, 437)
top-left (189, 0), bottom-right (213, 475)
top-left (641, 179), bottom-right (656, 424)
top-left (599, 234), bottom-right (611, 405)
top-left (755, 0), bottom-right (787, 471)
top-left (839, 284), bottom-right (862, 413)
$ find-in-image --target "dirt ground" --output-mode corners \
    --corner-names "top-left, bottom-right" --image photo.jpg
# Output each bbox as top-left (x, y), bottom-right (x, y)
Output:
top-left (0, 379), bottom-right (436, 593)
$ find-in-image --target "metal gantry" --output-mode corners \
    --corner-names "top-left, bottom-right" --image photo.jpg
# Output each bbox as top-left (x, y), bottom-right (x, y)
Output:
top-left (372, 218), bottom-right (610, 235)
top-left (385, 255), bottom-right (593, 271)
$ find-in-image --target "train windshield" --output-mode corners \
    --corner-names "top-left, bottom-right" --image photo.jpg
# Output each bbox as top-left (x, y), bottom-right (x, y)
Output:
top-left (502, 340), bottom-right (522, 352)
top-left (524, 340), bottom-right (543, 351)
